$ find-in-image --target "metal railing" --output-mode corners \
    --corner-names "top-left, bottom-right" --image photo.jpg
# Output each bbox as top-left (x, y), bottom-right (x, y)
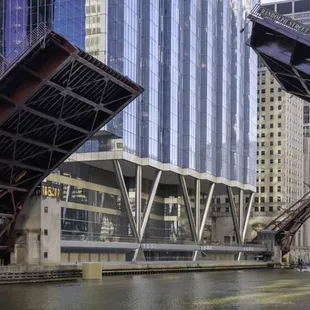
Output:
top-left (0, 23), bottom-right (51, 79)
top-left (60, 232), bottom-right (265, 249)
top-left (61, 232), bottom-right (134, 243)
top-left (61, 231), bottom-right (192, 244)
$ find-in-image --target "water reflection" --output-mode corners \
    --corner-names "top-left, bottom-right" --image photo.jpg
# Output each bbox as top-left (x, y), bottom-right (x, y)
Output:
top-left (0, 270), bottom-right (310, 309)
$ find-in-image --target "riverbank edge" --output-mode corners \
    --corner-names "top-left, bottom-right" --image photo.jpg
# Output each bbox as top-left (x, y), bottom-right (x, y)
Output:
top-left (0, 262), bottom-right (271, 284)
top-left (102, 262), bottom-right (271, 276)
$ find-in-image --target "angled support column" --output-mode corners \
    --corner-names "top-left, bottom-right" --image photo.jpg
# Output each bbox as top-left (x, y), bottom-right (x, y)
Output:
top-left (193, 182), bottom-right (215, 261)
top-left (113, 160), bottom-right (138, 241)
top-left (199, 183), bottom-right (215, 242)
top-left (239, 189), bottom-right (244, 237)
top-left (140, 170), bottom-right (162, 242)
top-left (132, 246), bottom-right (145, 262)
top-left (195, 179), bottom-right (201, 237)
top-left (227, 186), bottom-right (242, 245)
top-left (192, 251), bottom-right (199, 262)
top-left (135, 165), bottom-right (142, 239)
top-left (242, 192), bottom-right (255, 243)
top-left (179, 175), bottom-right (197, 242)
top-left (237, 192), bottom-right (255, 261)
top-left (193, 179), bottom-right (201, 262)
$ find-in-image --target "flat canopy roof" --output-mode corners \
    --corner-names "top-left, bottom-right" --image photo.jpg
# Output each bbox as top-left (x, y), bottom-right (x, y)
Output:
top-left (0, 25), bottom-right (143, 248)
top-left (247, 4), bottom-right (310, 102)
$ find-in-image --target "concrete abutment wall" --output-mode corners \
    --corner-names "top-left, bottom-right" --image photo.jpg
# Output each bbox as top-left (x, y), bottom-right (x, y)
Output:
top-left (11, 197), bottom-right (61, 265)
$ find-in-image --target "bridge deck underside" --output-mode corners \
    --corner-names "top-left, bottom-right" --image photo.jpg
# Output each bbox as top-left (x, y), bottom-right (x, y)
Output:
top-left (0, 30), bottom-right (143, 250)
top-left (248, 7), bottom-right (310, 103)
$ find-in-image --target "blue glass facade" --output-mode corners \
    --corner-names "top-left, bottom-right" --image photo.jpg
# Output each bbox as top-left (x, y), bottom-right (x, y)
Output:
top-left (54, 0), bottom-right (86, 50)
top-left (0, 0), bottom-right (85, 58)
top-left (105, 0), bottom-right (258, 187)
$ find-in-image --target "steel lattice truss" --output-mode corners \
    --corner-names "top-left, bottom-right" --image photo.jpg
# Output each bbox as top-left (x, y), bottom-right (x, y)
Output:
top-left (0, 26), bottom-right (143, 250)
top-left (248, 4), bottom-right (310, 103)
top-left (253, 192), bottom-right (310, 255)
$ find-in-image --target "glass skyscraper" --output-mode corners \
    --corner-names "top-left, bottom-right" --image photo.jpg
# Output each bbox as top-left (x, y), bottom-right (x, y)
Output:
top-left (104, 0), bottom-right (258, 189)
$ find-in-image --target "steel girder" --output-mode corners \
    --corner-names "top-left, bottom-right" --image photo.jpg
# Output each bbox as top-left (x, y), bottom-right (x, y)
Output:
top-left (0, 26), bottom-right (143, 252)
top-left (60, 240), bottom-right (267, 254)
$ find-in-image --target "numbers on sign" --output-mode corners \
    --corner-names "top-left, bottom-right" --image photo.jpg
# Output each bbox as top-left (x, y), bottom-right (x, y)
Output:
top-left (200, 246), bottom-right (212, 251)
top-left (243, 247), bottom-right (254, 252)
top-left (142, 244), bottom-right (156, 250)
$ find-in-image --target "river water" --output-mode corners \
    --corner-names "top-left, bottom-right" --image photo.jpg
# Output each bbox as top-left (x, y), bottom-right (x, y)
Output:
top-left (1, 269), bottom-right (310, 309)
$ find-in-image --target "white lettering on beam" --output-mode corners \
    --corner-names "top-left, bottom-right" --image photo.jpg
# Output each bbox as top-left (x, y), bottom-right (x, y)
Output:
top-left (200, 246), bottom-right (213, 251)
top-left (243, 247), bottom-right (254, 252)
top-left (258, 7), bottom-right (310, 36)
top-left (142, 244), bottom-right (157, 250)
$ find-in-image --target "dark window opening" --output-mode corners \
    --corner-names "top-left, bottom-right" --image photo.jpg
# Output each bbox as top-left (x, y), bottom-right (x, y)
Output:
top-left (295, 0), bottom-right (310, 13)
top-left (277, 2), bottom-right (293, 14)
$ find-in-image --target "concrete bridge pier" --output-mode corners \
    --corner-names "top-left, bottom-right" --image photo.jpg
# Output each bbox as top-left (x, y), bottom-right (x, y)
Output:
top-left (272, 246), bottom-right (282, 267)
top-left (82, 262), bottom-right (103, 280)
top-left (10, 196), bottom-right (61, 266)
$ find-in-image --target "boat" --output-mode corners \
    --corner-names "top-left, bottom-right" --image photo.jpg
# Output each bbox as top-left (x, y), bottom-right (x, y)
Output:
top-left (296, 262), bottom-right (310, 272)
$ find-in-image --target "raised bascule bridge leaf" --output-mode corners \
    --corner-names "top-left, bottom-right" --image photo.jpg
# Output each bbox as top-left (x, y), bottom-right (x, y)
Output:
top-left (0, 24), bottom-right (143, 252)
top-left (247, 4), bottom-right (310, 103)
top-left (248, 6), bottom-right (310, 255)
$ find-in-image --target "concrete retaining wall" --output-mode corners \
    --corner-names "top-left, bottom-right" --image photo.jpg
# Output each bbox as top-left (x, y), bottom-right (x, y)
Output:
top-left (0, 261), bottom-right (270, 284)
top-left (0, 265), bottom-right (80, 284)
top-left (101, 261), bottom-right (269, 275)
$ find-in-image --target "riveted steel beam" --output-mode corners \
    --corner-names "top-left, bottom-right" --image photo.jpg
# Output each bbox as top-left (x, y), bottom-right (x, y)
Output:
top-left (0, 157), bottom-right (45, 173)
top-left (0, 129), bottom-right (67, 155)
